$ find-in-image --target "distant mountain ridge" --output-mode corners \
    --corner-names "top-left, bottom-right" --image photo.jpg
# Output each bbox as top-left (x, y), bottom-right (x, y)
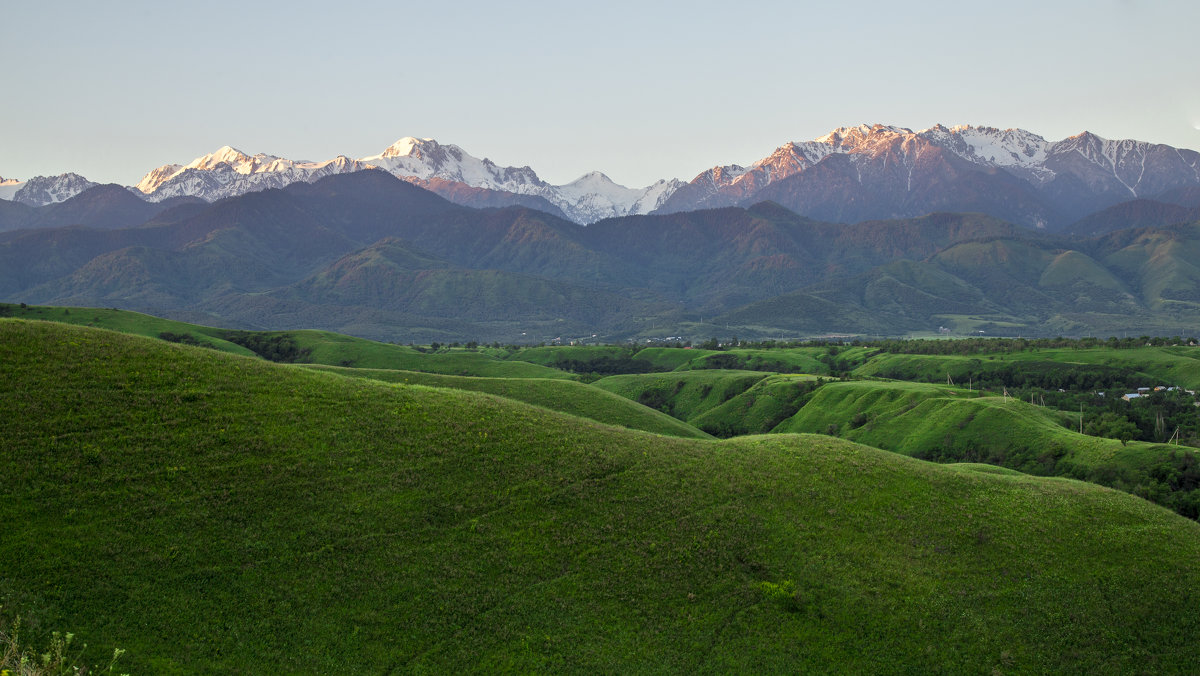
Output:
top-left (657, 124), bottom-right (1200, 228)
top-left (3, 124), bottom-right (1199, 228)
top-left (4, 169), bottom-right (1200, 341)
top-left (129, 138), bottom-right (682, 224)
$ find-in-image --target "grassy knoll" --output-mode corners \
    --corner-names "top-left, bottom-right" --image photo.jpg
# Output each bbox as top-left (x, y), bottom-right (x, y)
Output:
top-left (4, 319), bottom-right (1200, 672)
top-left (777, 380), bottom-right (1200, 516)
top-left (303, 366), bottom-right (711, 439)
top-left (500, 345), bottom-right (668, 378)
top-left (280, 330), bottom-right (574, 378)
top-left (591, 369), bottom-right (771, 422)
top-left (502, 345), bottom-right (635, 366)
top-left (631, 346), bottom-right (718, 370)
top-left (682, 348), bottom-right (829, 374)
top-left (0, 302), bottom-right (255, 355)
top-left (0, 303), bottom-right (571, 378)
top-left (632, 345), bottom-right (879, 376)
top-left (688, 374), bottom-right (824, 437)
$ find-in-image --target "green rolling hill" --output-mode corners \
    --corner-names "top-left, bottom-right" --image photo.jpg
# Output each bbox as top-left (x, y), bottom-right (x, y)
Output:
top-left (5, 319), bottom-right (1200, 672)
top-left (303, 366), bottom-right (711, 439)
top-left (776, 380), bottom-right (1200, 516)
top-left (591, 370), bottom-right (771, 421)
top-left (0, 303), bottom-right (574, 378)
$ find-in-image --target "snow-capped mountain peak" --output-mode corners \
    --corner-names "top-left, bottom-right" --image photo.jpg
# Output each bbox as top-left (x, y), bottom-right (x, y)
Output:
top-left (188, 145), bottom-right (257, 170)
top-left (133, 144), bottom-right (377, 202)
top-left (122, 137), bottom-right (681, 223)
top-left (10, 173), bottom-right (98, 206)
top-left (0, 176), bottom-right (22, 201)
top-left (375, 137), bottom-right (435, 160)
top-left (654, 123), bottom-right (1200, 226)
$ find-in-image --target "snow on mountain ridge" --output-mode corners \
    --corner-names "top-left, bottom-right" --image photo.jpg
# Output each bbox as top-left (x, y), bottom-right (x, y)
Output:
top-left (0, 177), bottom-right (22, 201)
top-left (696, 124), bottom-right (1199, 194)
top-left (133, 137), bottom-right (680, 223)
top-left (10, 173), bottom-right (98, 206)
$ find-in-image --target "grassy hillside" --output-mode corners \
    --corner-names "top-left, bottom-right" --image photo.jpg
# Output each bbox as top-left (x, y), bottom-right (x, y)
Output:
top-left (688, 374), bottom-right (824, 437)
top-left (777, 380), bottom-right (1200, 516)
top-left (279, 330), bottom-right (573, 378)
top-left (0, 303), bottom-right (570, 378)
top-left (680, 348), bottom-right (829, 374)
top-left (632, 346), bottom-right (718, 370)
top-left (502, 345), bottom-right (636, 366)
top-left (303, 366), bottom-right (710, 439)
top-left (0, 302), bottom-right (256, 355)
top-left (4, 319), bottom-right (1200, 672)
top-left (591, 370), bottom-right (771, 421)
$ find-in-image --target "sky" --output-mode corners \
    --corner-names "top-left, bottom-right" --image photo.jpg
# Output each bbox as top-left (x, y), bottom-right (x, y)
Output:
top-left (3, 0), bottom-right (1199, 188)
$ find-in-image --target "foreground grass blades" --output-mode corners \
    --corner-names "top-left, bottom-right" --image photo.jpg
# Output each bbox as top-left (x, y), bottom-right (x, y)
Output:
top-left (4, 319), bottom-right (1200, 672)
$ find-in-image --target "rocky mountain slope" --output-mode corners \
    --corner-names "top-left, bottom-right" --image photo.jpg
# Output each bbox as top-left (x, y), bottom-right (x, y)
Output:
top-left (4, 125), bottom-right (1199, 229)
top-left (656, 124), bottom-right (1200, 229)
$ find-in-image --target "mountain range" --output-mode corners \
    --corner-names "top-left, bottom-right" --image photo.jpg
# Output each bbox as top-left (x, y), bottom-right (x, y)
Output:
top-left (4, 124), bottom-right (1200, 228)
top-left (4, 167), bottom-right (1200, 342)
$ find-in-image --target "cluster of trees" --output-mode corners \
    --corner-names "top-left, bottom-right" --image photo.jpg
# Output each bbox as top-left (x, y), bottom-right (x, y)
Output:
top-left (916, 438), bottom-right (1200, 519)
top-left (1044, 388), bottom-right (1200, 447)
top-left (552, 354), bottom-right (667, 378)
top-left (867, 335), bottom-right (1197, 355)
top-left (219, 331), bottom-right (312, 363)
top-left (871, 360), bottom-right (1144, 393)
top-left (420, 341), bottom-right (504, 352)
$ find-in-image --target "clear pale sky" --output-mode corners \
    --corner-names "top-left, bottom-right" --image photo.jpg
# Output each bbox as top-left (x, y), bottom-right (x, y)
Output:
top-left (3, 0), bottom-right (1199, 188)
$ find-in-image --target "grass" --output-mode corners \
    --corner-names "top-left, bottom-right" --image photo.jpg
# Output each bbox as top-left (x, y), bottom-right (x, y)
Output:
top-left (688, 374), bottom-right (824, 437)
top-left (0, 303), bottom-right (255, 356)
top-left (282, 330), bottom-right (575, 378)
top-left (0, 304), bottom-right (571, 378)
top-left (4, 319), bottom-right (1200, 672)
top-left (630, 347), bottom-right (717, 370)
top-left (302, 365), bottom-right (711, 439)
top-left (776, 380), bottom-right (1197, 514)
top-left (683, 348), bottom-right (830, 373)
top-left (501, 345), bottom-right (635, 366)
top-left (0, 609), bottom-right (126, 676)
top-left (591, 369), bottom-right (771, 422)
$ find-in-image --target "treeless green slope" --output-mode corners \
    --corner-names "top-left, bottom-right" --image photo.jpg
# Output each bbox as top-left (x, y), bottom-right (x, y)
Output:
top-left (591, 369), bottom-right (770, 421)
top-left (688, 374), bottom-right (823, 437)
top-left (0, 302), bottom-right (255, 354)
top-left (0, 304), bottom-right (573, 378)
top-left (303, 365), bottom-right (711, 439)
top-left (3, 320), bottom-right (1200, 673)
top-left (283, 330), bottom-right (574, 378)
top-left (776, 380), bottom-right (1199, 515)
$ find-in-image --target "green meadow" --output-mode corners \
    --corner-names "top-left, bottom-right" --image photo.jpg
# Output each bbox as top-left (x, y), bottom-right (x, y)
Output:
top-left (0, 303), bottom-right (570, 378)
top-left (5, 318), bottom-right (1200, 673)
top-left (303, 365), bottom-right (710, 439)
top-left (777, 380), bottom-right (1200, 516)
top-left (591, 370), bottom-right (772, 421)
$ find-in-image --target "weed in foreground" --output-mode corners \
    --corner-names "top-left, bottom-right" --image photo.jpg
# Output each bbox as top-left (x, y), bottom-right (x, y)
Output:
top-left (0, 609), bottom-right (126, 676)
